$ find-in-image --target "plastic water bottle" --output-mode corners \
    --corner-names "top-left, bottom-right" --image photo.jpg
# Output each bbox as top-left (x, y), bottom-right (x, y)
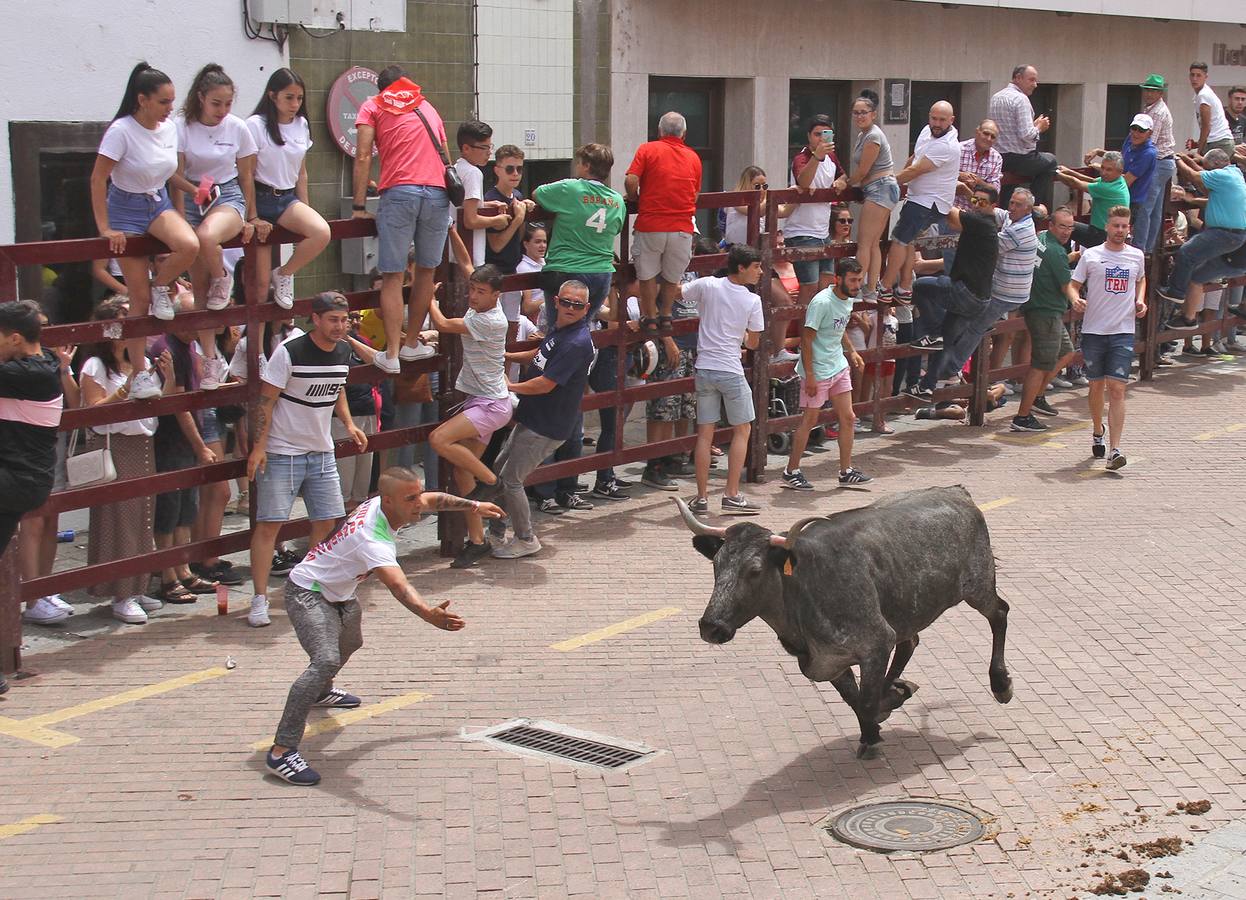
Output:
top-left (57, 530), bottom-right (75, 543)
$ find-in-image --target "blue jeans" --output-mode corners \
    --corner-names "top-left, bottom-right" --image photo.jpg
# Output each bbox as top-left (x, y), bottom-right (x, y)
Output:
top-left (1166, 227), bottom-right (1246, 299)
top-left (376, 184), bottom-right (450, 270)
top-left (913, 276), bottom-right (1009, 388)
top-left (254, 451), bottom-right (345, 522)
top-left (539, 270), bottom-right (611, 326)
top-left (1190, 242), bottom-right (1246, 285)
top-left (1142, 157), bottom-right (1175, 253)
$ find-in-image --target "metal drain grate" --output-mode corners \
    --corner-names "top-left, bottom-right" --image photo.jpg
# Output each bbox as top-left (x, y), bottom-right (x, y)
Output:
top-left (464, 718), bottom-right (659, 772)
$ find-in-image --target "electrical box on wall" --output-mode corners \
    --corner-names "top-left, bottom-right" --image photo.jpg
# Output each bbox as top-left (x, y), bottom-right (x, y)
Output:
top-left (249, 0), bottom-right (405, 32)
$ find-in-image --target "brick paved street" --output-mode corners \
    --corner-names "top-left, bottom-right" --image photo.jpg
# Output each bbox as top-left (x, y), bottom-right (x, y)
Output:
top-left (2, 354), bottom-right (1245, 899)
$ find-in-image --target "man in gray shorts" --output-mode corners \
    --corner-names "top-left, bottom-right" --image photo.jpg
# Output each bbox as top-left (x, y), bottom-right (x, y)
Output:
top-left (264, 466), bottom-right (501, 786)
top-left (685, 245), bottom-right (765, 516)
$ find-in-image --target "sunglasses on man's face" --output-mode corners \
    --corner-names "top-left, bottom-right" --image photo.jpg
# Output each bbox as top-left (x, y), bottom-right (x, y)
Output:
top-left (557, 297), bottom-right (588, 310)
top-left (501, 164), bottom-right (524, 175)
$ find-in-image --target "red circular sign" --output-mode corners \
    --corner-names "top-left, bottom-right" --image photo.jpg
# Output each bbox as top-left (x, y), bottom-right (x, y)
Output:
top-left (327, 66), bottom-right (379, 158)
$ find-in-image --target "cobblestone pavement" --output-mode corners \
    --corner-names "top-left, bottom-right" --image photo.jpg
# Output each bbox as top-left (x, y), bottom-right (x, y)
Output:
top-left (2, 354), bottom-right (1245, 899)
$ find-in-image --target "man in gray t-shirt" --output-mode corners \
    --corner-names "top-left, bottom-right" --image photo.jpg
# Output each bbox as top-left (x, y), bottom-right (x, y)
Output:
top-left (428, 265), bottom-right (514, 567)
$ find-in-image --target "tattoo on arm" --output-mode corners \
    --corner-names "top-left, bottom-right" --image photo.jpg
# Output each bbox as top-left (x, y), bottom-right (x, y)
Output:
top-left (252, 393), bottom-right (275, 445)
top-left (424, 492), bottom-right (477, 512)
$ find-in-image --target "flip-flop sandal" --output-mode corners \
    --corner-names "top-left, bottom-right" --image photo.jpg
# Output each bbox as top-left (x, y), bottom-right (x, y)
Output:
top-left (639, 316), bottom-right (660, 334)
top-left (180, 576), bottom-right (219, 595)
top-left (657, 315), bottom-right (674, 332)
top-left (159, 582), bottom-right (198, 604)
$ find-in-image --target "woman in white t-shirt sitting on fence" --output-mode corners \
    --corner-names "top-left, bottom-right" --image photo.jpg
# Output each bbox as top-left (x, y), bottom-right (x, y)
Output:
top-left (90, 62), bottom-right (200, 402)
top-left (246, 68), bottom-right (332, 312)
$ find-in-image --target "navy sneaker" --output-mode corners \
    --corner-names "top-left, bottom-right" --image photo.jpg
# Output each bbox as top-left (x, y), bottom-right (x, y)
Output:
top-left (1105, 449), bottom-right (1127, 471)
top-left (1031, 395), bottom-right (1058, 417)
top-left (838, 468), bottom-right (873, 485)
top-left (266, 749), bottom-right (321, 786)
top-left (465, 478), bottom-right (503, 505)
top-left (780, 469), bottom-right (814, 491)
top-left (1091, 428), bottom-right (1107, 459)
top-left (313, 687), bottom-right (362, 709)
top-left (904, 385), bottom-right (935, 404)
top-left (450, 540), bottom-right (492, 569)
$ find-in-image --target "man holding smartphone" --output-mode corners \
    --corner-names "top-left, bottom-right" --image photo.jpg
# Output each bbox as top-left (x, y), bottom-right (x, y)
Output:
top-left (990, 65), bottom-right (1057, 209)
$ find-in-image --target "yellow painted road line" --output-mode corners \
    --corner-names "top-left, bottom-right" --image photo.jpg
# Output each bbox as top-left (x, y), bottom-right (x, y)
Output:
top-left (0, 814), bottom-right (61, 841)
top-left (1078, 458), bottom-right (1147, 478)
top-left (250, 690), bottom-right (431, 750)
top-left (992, 422), bottom-right (1087, 446)
top-left (551, 607), bottom-right (682, 652)
top-left (0, 667), bottom-right (230, 749)
top-left (1196, 423), bottom-right (1245, 441)
top-left (977, 497), bottom-right (1018, 512)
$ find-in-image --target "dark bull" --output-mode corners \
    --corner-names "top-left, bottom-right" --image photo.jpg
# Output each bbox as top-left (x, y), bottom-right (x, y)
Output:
top-left (677, 486), bottom-right (1013, 759)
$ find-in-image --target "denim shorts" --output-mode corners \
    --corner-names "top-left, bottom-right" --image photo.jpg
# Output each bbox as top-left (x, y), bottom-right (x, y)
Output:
top-left (255, 451), bottom-right (345, 522)
top-left (695, 368), bottom-right (754, 426)
top-left (1080, 332), bottom-right (1134, 383)
top-left (107, 185), bottom-right (174, 235)
top-left (861, 175), bottom-right (901, 210)
top-left (255, 183), bottom-right (300, 224)
top-left (377, 184), bottom-right (451, 271)
top-left (199, 407), bottom-right (222, 445)
top-left (785, 235), bottom-right (834, 285)
top-left (183, 178), bottom-right (246, 228)
top-left (891, 199), bottom-right (945, 246)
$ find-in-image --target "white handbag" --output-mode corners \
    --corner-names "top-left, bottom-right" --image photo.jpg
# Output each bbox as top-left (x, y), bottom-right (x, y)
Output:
top-left (65, 429), bottom-right (117, 488)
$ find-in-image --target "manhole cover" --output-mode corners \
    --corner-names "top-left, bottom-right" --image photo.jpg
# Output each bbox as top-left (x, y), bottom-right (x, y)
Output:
top-left (827, 800), bottom-right (985, 852)
top-left (463, 718), bottom-right (660, 772)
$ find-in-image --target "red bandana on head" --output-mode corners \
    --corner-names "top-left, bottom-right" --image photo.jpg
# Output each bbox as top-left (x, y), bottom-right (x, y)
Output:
top-left (376, 77), bottom-right (426, 115)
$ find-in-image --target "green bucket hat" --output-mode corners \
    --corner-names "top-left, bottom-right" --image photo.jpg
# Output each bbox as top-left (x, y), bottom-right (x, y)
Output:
top-left (1139, 73), bottom-right (1167, 90)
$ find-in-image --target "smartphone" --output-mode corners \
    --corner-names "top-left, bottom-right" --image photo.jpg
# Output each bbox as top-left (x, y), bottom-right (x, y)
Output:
top-left (197, 184), bottom-right (221, 217)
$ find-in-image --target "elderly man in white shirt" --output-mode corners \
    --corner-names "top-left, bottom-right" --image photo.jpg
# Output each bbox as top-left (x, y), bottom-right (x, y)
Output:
top-left (989, 64), bottom-right (1057, 209)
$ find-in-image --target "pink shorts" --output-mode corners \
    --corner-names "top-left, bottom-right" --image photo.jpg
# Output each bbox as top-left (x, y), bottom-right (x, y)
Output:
top-left (461, 394), bottom-right (514, 442)
top-left (799, 367), bottom-right (853, 408)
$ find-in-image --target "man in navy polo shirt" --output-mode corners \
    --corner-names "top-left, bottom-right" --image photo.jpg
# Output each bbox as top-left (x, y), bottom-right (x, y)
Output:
top-left (1085, 114), bottom-right (1157, 249)
top-left (487, 280), bottom-right (595, 559)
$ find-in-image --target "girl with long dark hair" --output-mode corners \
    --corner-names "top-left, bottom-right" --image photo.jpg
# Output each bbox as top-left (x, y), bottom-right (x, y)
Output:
top-left (90, 62), bottom-right (199, 401)
top-left (246, 68), bottom-right (331, 310)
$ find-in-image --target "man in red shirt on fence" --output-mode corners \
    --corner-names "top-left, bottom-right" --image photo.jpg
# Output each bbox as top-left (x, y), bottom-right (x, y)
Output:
top-left (625, 112), bottom-right (702, 334)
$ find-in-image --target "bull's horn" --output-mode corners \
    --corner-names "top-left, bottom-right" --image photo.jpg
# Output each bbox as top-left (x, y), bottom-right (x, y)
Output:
top-left (784, 515), bottom-right (828, 549)
top-left (674, 498), bottom-right (728, 538)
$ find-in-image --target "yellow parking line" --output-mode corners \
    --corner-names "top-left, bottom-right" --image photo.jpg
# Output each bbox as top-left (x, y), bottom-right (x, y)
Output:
top-left (992, 422), bottom-right (1087, 446)
top-left (551, 607), bottom-right (682, 652)
top-left (250, 690), bottom-right (431, 750)
top-left (1196, 423), bottom-right (1245, 441)
top-left (977, 497), bottom-right (1018, 512)
top-left (0, 814), bottom-right (61, 841)
top-left (0, 667), bottom-right (230, 749)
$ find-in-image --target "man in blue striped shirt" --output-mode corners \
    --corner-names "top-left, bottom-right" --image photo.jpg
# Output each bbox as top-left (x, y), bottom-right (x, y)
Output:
top-left (987, 188), bottom-right (1039, 372)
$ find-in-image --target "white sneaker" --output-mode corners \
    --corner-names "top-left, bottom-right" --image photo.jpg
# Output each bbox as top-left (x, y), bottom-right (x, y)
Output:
top-left (248, 596), bottom-right (271, 627)
top-left (111, 598), bottom-right (148, 624)
top-left (46, 594), bottom-right (73, 615)
top-left (1210, 340), bottom-right (1228, 355)
top-left (129, 369), bottom-right (163, 400)
top-left (271, 267), bottom-right (295, 309)
top-left (491, 535), bottom-right (542, 559)
top-left (201, 355), bottom-right (229, 390)
top-left (372, 353), bottom-right (401, 375)
top-left (769, 349), bottom-right (800, 364)
top-left (136, 594), bottom-right (164, 612)
top-left (206, 275), bottom-right (232, 311)
top-left (398, 343), bottom-right (436, 361)
top-left (23, 597), bottom-right (69, 625)
top-left (150, 284), bottom-right (175, 321)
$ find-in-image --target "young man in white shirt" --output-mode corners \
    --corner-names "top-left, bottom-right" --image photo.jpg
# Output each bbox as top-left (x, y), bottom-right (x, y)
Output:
top-left (686, 244), bottom-right (765, 516)
top-left (1189, 62), bottom-right (1235, 156)
top-left (265, 466), bottom-right (502, 786)
top-left (453, 121), bottom-right (511, 267)
top-left (1066, 206), bottom-right (1146, 471)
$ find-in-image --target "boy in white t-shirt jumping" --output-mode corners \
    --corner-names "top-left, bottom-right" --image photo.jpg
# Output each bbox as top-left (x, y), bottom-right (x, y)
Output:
top-left (427, 265), bottom-right (512, 569)
top-left (685, 244), bottom-right (766, 516)
top-left (1066, 206), bottom-right (1146, 471)
top-left (265, 466), bottom-right (502, 786)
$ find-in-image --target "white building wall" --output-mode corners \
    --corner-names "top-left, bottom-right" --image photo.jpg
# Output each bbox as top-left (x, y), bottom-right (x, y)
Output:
top-left (611, 0), bottom-right (1246, 195)
top-left (476, 0), bottom-right (575, 160)
top-left (0, 0), bottom-right (286, 243)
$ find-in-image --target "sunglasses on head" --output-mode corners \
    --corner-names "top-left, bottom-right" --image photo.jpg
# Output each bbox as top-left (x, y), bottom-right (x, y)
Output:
top-left (557, 297), bottom-right (588, 310)
top-left (501, 164), bottom-right (524, 174)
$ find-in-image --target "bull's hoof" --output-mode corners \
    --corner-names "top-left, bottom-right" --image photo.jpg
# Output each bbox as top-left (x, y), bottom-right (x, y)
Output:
top-left (992, 681), bottom-right (1014, 704)
top-left (856, 741), bottom-right (882, 760)
top-left (874, 680), bottom-right (920, 723)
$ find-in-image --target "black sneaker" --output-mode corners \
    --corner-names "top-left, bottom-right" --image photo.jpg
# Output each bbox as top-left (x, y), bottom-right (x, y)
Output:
top-left (450, 540), bottom-right (492, 569)
top-left (838, 468), bottom-right (873, 485)
top-left (591, 480), bottom-right (631, 501)
top-left (641, 467), bottom-right (679, 491)
top-left (266, 749), bottom-right (321, 786)
top-left (1105, 449), bottom-right (1127, 471)
top-left (1031, 395), bottom-right (1058, 417)
top-left (313, 687), bottom-right (362, 709)
top-left (721, 494), bottom-right (762, 515)
top-left (1010, 414), bottom-right (1047, 432)
top-left (558, 494), bottom-right (595, 511)
top-left (465, 478), bottom-right (503, 505)
top-left (612, 477), bottom-right (633, 488)
top-left (910, 335), bottom-right (944, 351)
top-left (1091, 428), bottom-right (1106, 459)
top-left (1155, 284), bottom-right (1182, 304)
top-left (780, 469), bottom-right (814, 491)
top-left (537, 498), bottom-right (564, 516)
top-left (904, 385), bottom-right (935, 403)
top-left (687, 497), bottom-right (709, 515)
top-left (270, 551), bottom-right (299, 577)
top-left (1165, 313), bottom-right (1198, 331)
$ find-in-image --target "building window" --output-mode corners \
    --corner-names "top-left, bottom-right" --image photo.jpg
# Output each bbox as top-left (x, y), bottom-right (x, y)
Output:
top-left (909, 82), bottom-right (963, 153)
top-left (1028, 83), bottom-right (1059, 155)
top-left (648, 76), bottom-right (724, 237)
top-left (788, 80), bottom-right (850, 170)
top-left (1106, 85), bottom-right (1142, 153)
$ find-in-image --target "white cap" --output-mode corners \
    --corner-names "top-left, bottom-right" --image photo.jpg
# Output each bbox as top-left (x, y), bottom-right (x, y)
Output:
top-left (1130, 113), bottom-right (1154, 131)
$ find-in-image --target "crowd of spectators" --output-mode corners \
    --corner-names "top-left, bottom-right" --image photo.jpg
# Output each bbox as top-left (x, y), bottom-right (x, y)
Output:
top-left (3, 57), bottom-right (1246, 643)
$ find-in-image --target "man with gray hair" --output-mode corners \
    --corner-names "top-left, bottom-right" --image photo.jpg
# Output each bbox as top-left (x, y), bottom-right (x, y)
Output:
top-left (489, 279), bottom-right (597, 559)
top-left (1159, 148), bottom-right (1246, 327)
top-left (625, 112), bottom-right (703, 332)
top-left (1055, 151), bottom-right (1131, 248)
top-left (986, 187), bottom-right (1039, 375)
top-left (990, 65), bottom-right (1056, 208)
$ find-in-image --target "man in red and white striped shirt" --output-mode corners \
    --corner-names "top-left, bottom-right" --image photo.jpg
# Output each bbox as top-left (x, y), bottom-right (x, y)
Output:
top-left (955, 120), bottom-right (1004, 211)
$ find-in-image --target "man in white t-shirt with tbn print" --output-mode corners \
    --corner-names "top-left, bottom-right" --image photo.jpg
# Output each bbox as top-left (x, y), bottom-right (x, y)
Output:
top-left (1066, 206), bottom-right (1146, 471)
top-left (685, 244), bottom-right (766, 516)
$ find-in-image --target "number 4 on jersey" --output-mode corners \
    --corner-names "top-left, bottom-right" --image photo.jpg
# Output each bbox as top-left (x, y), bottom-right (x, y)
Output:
top-left (585, 208), bottom-right (608, 234)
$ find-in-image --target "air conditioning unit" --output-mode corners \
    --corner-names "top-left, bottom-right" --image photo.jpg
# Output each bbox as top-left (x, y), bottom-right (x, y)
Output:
top-left (248, 0), bottom-right (405, 33)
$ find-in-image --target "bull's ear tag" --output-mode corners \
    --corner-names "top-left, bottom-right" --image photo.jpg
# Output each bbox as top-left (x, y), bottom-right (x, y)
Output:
top-left (783, 558), bottom-right (794, 576)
